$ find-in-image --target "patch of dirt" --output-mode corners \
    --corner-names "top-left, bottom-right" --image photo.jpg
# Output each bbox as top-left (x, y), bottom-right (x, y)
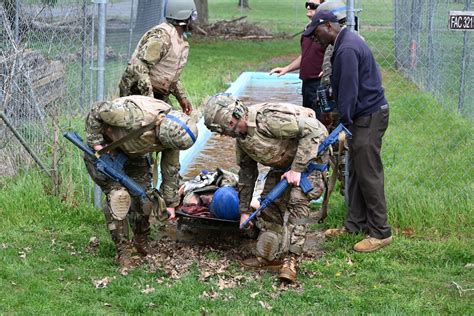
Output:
top-left (141, 213), bottom-right (325, 285)
top-left (194, 17), bottom-right (285, 40)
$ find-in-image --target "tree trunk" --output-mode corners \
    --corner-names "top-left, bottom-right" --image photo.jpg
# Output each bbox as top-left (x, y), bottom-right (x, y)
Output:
top-left (195, 0), bottom-right (208, 24)
top-left (238, 0), bottom-right (249, 9)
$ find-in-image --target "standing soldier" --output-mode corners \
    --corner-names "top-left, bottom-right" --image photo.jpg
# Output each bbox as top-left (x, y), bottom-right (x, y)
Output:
top-left (85, 95), bottom-right (198, 267)
top-left (203, 94), bottom-right (329, 283)
top-left (119, 0), bottom-right (197, 115)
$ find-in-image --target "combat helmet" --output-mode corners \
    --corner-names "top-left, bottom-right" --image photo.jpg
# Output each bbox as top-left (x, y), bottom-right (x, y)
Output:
top-left (158, 110), bottom-right (198, 150)
top-left (203, 93), bottom-right (247, 134)
top-left (165, 0), bottom-right (197, 25)
top-left (316, 0), bottom-right (347, 22)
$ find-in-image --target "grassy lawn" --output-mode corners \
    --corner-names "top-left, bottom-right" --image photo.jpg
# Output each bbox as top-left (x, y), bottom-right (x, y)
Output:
top-left (1, 0), bottom-right (473, 314)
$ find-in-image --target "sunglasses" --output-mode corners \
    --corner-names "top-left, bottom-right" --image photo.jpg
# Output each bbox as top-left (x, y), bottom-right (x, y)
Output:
top-left (305, 2), bottom-right (319, 10)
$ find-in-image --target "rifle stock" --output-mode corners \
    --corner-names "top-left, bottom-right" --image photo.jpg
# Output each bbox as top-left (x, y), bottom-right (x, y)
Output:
top-left (63, 131), bottom-right (149, 200)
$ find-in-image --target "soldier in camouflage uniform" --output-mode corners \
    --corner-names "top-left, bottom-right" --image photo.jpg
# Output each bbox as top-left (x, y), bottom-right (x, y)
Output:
top-left (119, 0), bottom-right (197, 115)
top-left (85, 95), bottom-right (198, 268)
top-left (204, 94), bottom-right (329, 283)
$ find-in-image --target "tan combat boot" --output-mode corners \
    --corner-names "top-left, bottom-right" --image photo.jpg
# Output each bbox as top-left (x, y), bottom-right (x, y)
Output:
top-left (279, 255), bottom-right (297, 283)
top-left (353, 236), bottom-right (393, 252)
top-left (241, 257), bottom-right (282, 270)
top-left (116, 241), bottom-right (134, 268)
top-left (324, 227), bottom-right (347, 238)
top-left (133, 233), bottom-right (157, 256)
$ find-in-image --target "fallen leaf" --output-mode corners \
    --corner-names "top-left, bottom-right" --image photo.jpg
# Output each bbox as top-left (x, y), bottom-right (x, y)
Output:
top-left (250, 292), bottom-right (260, 299)
top-left (464, 263), bottom-right (474, 269)
top-left (147, 302), bottom-right (158, 308)
top-left (402, 228), bottom-right (415, 237)
top-left (141, 285), bottom-right (155, 294)
top-left (93, 277), bottom-right (110, 289)
top-left (347, 258), bottom-right (353, 266)
top-left (335, 272), bottom-right (341, 277)
top-left (118, 267), bottom-right (129, 276)
top-left (259, 301), bottom-right (272, 310)
top-left (2, 243), bottom-right (8, 249)
top-left (201, 291), bottom-right (220, 300)
top-left (104, 303), bottom-right (112, 307)
top-left (200, 271), bottom-right (212, 280)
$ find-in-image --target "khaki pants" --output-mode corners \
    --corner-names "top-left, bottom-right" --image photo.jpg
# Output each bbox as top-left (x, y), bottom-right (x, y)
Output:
top-left (257, 169), bottom-right (325, 258)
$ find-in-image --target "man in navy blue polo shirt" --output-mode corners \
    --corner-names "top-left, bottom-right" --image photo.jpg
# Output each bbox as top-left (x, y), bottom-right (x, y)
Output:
top-left (304, 10), bottom-right (392, 252)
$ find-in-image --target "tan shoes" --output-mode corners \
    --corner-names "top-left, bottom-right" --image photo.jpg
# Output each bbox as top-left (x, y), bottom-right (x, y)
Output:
top-left (241, 257), bottom-right (283, 270)
top-left (353, 236), bottom-right (393, 252)
top-left (279, 255), bottom-right (297, 283)
top-left (324, 227), bottom-right (347, 238)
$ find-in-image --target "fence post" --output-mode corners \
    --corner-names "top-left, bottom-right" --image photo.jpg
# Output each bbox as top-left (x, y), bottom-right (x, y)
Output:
top-left (458, 0), bottom-right (471, 113)
top-left (127, 0), bottom-right (135, 59)
top-left (80, 0), bottom-right (88, 111)
top-left (93, 0), bottom-right (107, 208)
top-left (426, 0), bottom-right (434, 91)
top-left (347, 0), bottom-right (356, 32)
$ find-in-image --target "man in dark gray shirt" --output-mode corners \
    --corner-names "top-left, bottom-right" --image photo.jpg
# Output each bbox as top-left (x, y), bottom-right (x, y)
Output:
top-left (304, 10), bottom-right (392, 252)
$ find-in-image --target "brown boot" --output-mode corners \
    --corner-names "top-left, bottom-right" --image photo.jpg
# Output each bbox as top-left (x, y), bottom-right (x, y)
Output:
top-left (241, 257), bottom-right (282, 270)
top-left (279, 255), bottom-right (297, 283)
top-left (353, 236), bottom-right (393, 252)
top-left (116, 241), bottom-right (134, 268)
top-left (133, 233), bottom-right (157, 256)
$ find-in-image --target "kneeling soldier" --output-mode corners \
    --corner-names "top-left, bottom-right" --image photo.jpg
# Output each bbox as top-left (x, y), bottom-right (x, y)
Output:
top-left (85, 95), bottom-right (198, 268)
top-left (204, 94), bottom-right (329, 283)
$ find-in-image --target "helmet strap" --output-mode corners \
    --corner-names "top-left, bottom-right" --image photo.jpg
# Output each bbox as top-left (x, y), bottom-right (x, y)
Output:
top-left (165, 114), bottom-right (197, 143)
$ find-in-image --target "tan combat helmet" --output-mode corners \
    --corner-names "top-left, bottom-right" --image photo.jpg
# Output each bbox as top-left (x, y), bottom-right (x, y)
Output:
top-left (316, 0), bottom-right (347, 22)
top-left (165, 0), bottom-right (197, 25)
top-left (158, 110), bottom-right (198, 150)
top-left (203, 93), bottom-right (247, 134)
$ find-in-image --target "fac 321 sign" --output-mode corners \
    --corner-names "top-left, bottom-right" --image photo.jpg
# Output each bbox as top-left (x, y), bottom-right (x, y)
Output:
top-left (449, 11), bottom-right (474, 31)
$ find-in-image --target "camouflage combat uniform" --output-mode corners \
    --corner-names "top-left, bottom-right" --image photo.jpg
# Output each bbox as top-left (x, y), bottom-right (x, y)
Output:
top-left (85, 96), bottom-right (181, 246)
top-left (237, 103), bottom-right (329, 260)
top-left (119, 22), bottom-right (189, 103)
top-left (321, 44), bottom-right (347, 194)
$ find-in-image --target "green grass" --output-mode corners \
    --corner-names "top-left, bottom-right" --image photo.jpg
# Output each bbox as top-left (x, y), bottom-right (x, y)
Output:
top-left (1, 36), bottom-right (473, 313)
top-left (1, 1), bottom-right (473, 314)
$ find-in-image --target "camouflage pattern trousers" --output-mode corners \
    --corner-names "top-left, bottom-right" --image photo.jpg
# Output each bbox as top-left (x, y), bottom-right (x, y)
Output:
top-left (256, 169), bottom-right (325, 259)
top-left (84, 154), bottom-right (152, 244)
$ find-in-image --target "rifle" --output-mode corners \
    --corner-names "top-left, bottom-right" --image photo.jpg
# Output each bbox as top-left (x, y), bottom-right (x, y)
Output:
top-left (240, 123), bottom-right (351, 229)
top-left (63, 132), bottom-right (150, 200)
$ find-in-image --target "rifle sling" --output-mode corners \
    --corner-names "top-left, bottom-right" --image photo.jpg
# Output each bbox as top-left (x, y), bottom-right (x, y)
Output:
top-left (96, 121), bottom-right (157, 156)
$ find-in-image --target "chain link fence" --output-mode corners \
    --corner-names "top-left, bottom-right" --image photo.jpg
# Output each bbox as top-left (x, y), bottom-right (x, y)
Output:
top-left (0, 1), bottom-right (94, 187)
top-left (0, 0), bottom-right (472, 204)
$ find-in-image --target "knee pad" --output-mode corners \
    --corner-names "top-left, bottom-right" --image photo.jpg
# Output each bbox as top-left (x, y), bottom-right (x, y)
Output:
top-left (109, 189), bottom-right (131, 220)
top-left (256, 231), bottom-right (281, 261)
